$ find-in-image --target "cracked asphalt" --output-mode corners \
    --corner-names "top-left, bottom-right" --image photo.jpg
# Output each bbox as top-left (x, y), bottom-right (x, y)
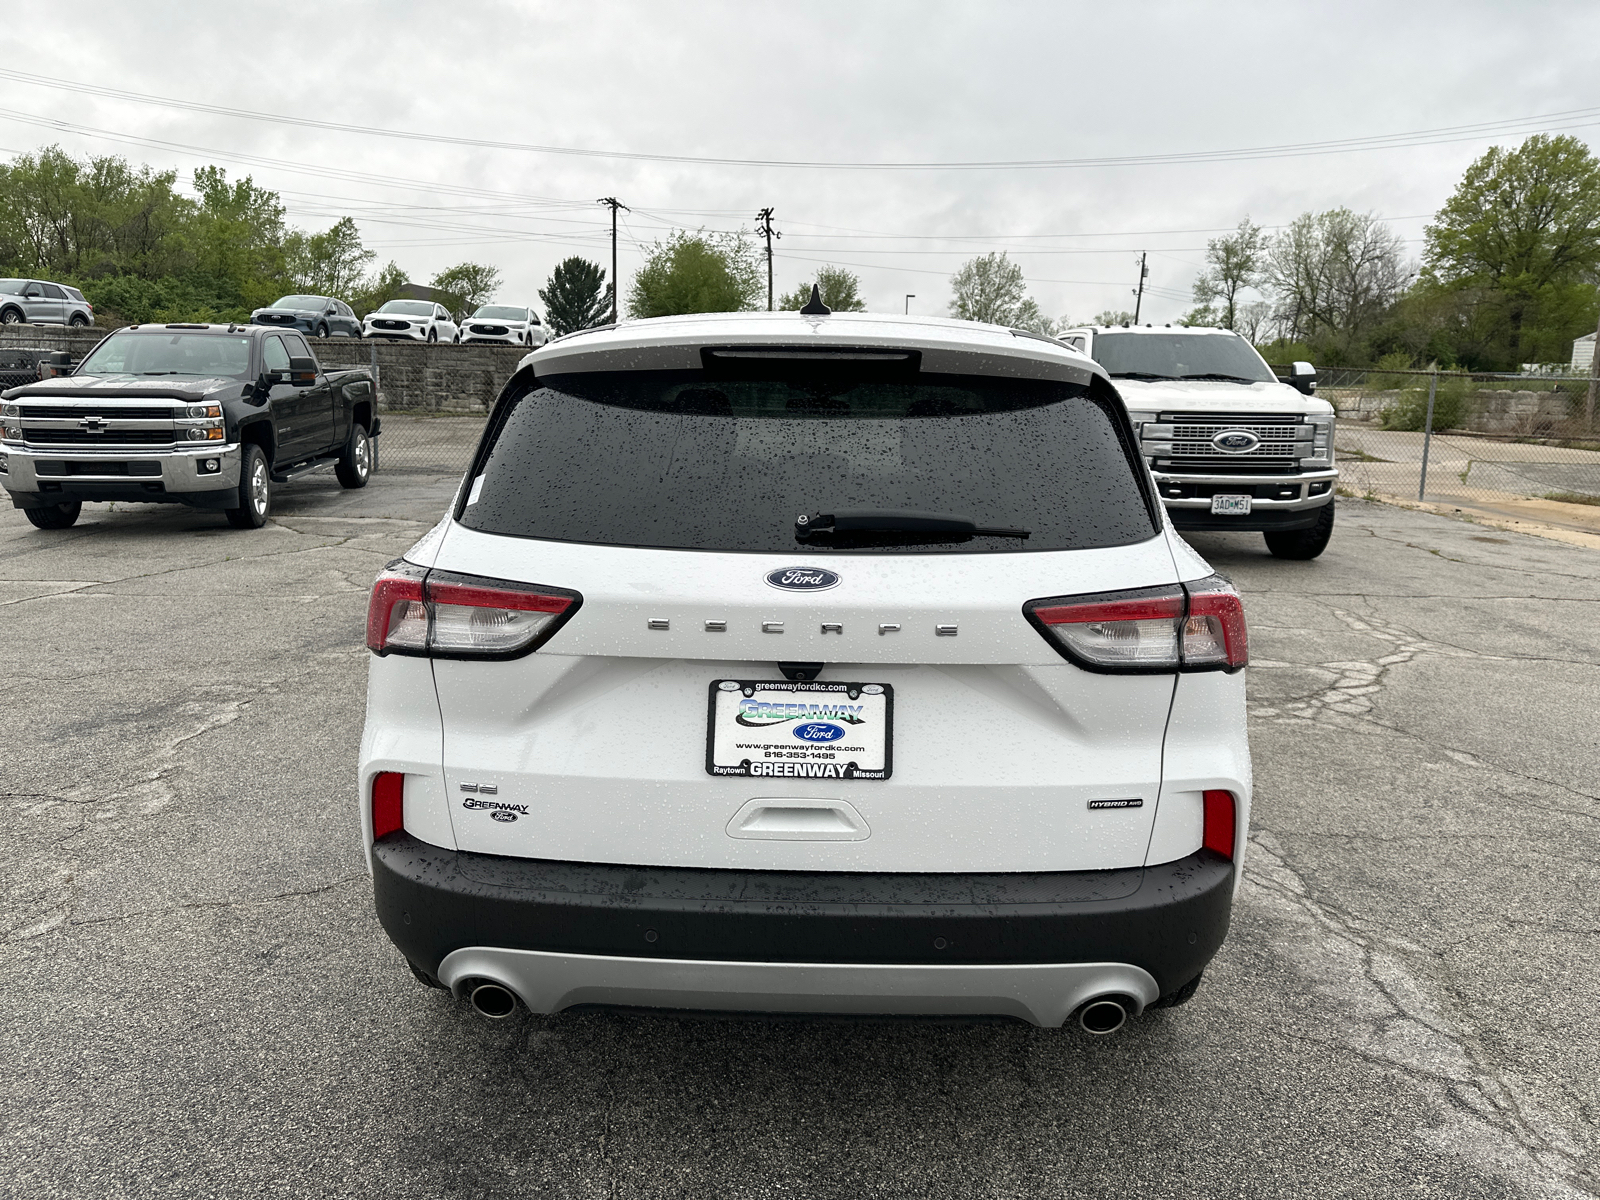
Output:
top-left (1, 483), bottom-right (1596, 1199)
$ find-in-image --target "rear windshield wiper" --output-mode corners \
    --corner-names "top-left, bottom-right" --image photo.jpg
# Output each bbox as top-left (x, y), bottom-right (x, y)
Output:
top-left (797, 510), bottom-right (1029, 539)
top-left (1108, 371), bottom-right (1175, 381)
top-left (1178, 373), bottom-right (1261, 384)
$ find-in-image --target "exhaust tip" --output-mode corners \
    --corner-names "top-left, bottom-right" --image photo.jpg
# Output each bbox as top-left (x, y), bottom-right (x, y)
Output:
top-left (468, 981), bottom-right (518, 1020)
top-left (1076, 997), bottom-right (1130, 1036)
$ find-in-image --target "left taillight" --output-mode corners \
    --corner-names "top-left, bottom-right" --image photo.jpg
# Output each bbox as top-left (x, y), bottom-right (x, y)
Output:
top-left (372, 771), bottom-right (404, 840)
top-left (1024, 574), bottom-right (1248, 673)
top-left (365, 561), bottom-right (580, 659)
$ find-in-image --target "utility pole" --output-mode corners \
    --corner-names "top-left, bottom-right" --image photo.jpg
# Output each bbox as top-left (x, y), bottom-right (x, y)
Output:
top-left (597, 197), bottom-right (628, 323)
top-left (755, 208), bottom-right (779, 311)
top-left (1586, 301), bottom-right (1599, 431)
top-left (905, 294), bottom-right (915, 314)
top-left (1132, 251), bottom-right (1149, 324)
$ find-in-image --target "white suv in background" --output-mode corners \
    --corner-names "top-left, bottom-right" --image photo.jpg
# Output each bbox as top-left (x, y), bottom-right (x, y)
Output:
top-left (358, 309), bottom-right (1251, 1033)
top-left (362, 300), bottom-right (460, 343)
top-left (460, 305), bottom-right (549, 347)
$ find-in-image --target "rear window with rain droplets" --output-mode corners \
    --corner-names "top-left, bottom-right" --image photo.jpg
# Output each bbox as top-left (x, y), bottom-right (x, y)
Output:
top-left (459, 368), bottom-right (1157, 554)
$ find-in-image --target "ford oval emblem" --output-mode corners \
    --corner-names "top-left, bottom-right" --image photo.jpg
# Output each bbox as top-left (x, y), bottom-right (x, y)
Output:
top-left (794, 722), bottom-right (846, 742)
top-left (766, 567), bottom-right (841, 591)
top-left (1211, 428), bottom-right (1262, 454)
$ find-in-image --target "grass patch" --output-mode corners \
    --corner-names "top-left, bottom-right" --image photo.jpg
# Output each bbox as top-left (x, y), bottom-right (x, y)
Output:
top-left (1336, 446), bottom-right (1391, 462)
top-left (1541, 491), bottom-right (1600, 506)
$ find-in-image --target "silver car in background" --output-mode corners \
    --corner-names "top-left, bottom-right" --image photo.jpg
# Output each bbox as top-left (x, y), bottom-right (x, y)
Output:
top-left (0, 279), bottom-right (94, 327)
top-left (459, 305), bottom-right (548, 347)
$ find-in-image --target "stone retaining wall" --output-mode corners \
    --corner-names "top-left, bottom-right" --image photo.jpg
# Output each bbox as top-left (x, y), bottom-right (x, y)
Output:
top-left (0, 327), bottom-right (530, 412)
top-left (1323, 385), bottom-right (1581, 435)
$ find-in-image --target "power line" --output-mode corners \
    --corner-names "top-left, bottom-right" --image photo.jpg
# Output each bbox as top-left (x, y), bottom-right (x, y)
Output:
top-left (1, 67), bottom-right (1596, 171)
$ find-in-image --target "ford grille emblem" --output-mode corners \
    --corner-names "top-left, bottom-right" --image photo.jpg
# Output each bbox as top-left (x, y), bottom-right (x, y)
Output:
top-left (1211, 428), bottom-right (1261, 454)
top-left (766, 567), bottom-right (841, 592)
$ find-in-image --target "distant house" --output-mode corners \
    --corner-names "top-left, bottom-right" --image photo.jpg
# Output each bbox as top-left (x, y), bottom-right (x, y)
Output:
top-left (397, 283), bottom-right (442, 303)
top-left (1573, 332), bottom-right (1596, 374)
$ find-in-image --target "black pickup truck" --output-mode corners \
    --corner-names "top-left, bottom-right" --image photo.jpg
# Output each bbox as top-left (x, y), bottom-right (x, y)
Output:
top-left (0, 323), bottom-right (378, 530)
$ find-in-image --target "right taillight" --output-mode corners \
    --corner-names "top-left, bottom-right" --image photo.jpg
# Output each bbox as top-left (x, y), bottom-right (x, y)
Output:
top-left (1202, 789), bottom-right (1236, 859)
top-left (1024, 574), bottom-right (1247, 673)
top-left (366, 561), bottom-right (581, 658)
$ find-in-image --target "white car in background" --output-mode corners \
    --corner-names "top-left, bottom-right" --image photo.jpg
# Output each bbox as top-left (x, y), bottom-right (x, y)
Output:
top-left (358, 308), bottom-right (1251, 1034)
top-left (363, 300), bottom-right (460, 344)
top-left (460, 305), bottom-right (548, 347)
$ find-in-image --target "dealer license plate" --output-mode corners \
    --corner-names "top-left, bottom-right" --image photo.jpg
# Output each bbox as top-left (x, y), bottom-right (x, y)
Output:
top-left (706, 679), bottom-right (893, 781)
top-left (1210, 494), bottom-right (1252, 515)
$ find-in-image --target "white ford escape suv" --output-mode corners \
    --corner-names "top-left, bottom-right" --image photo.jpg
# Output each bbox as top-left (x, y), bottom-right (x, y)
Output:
top-left (358, 305), bottom-right (1251, 1034)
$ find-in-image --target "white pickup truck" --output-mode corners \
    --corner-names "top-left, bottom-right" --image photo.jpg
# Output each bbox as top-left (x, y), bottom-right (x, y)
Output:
top-left (1060, 325), bottom-right (1337, 559)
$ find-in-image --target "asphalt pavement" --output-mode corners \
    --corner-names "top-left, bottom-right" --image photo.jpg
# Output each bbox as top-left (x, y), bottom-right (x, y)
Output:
top-left (2, 476), bottom-right (1596, 1199)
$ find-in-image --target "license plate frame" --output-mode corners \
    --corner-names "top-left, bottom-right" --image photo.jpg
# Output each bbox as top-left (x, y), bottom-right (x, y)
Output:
top-left (1210, 493), bottom-right (1253, 515)
top-left (706, 679), bottom-right (893, 781)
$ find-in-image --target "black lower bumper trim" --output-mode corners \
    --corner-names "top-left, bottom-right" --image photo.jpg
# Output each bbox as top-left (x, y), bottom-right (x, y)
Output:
top-left (371, 833), bottom-right (1235, 998)
top-left (1170, 505), bottom-right (1326, 532)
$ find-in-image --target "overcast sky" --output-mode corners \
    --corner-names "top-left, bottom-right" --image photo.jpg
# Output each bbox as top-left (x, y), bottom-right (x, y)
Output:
top-left (3, 0), bottom-right (1598, 323)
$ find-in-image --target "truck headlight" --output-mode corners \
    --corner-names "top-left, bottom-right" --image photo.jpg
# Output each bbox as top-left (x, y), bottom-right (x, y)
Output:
top-left (1, 403), bottom-right (17, 417)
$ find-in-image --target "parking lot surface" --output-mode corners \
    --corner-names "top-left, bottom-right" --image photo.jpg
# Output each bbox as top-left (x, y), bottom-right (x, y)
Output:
top-left (2, 480), bottom-right (1596, 1199)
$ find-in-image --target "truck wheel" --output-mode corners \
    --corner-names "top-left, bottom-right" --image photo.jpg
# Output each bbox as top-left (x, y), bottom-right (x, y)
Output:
top-left (1264, 500), bottom-right (1334, 560)
top-left (335, 422), bottom-right (372, 488)
top-left (225, 444), bottom-right (272, 528)
top-left (23, 501), bottom-right (81, 530)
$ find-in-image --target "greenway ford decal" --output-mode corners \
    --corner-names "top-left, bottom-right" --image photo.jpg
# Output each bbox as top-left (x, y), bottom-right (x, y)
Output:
top-left (765, 567), bottom-right (840, 591)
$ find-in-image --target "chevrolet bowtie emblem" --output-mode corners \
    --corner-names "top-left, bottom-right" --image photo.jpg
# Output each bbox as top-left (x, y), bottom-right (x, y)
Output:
top-left (79, 417), bottom-right (108, 430)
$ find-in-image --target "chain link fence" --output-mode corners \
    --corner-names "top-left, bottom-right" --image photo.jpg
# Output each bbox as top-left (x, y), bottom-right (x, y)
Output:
top-left (1305, 367), bottom-right (1600, 512)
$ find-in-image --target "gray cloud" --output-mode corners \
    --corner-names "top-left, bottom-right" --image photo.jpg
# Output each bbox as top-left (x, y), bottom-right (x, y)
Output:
top-left (3, 0), bottom-right (1597, 323)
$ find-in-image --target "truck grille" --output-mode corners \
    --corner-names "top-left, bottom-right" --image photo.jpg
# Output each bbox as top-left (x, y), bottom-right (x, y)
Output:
top-left (1144, 413), bottom-right (1312, 469)
top-left (22, 405), bottom-right (178, 420)
top-left (25, 428), bottom-right (175, 446)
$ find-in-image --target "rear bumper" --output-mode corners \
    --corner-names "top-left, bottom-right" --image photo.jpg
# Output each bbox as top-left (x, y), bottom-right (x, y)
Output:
top-left (371, 832), bottom-right (1235, 1018)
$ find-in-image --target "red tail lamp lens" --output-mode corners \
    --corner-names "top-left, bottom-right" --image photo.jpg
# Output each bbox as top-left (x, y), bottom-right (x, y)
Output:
top-left (1202, 790), bottom-right (1236, 860)
top-left (372, 772), bottom-right (404, 840)
top-left (367, 563), bottom-right (427, 653)
top-left (1184, 579), bottom-right (1249, 669)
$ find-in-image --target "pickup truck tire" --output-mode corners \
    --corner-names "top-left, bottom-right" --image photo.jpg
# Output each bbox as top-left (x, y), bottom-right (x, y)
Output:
top-left (225, 444), bottom-right (272, 529)
top-left (335, 422), bottom-right (373, 489)
top-left (1264, 500), bottom-right (1334, 560)
top-left (23, 500), bottom-right (81, 530)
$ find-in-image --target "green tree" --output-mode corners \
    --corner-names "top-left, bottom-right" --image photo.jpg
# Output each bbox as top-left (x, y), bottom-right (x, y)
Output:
top-left (430, 261), bottom-right (502, 317)
top-left (1421, 134), bottom-right (1600, 368)
top-left (1092, 309), bottom-right (1137, 326)
top-left (949, 252), bottom-right (1027, 324)
top-left (1191, 217), bottom-right (1265, 330)
top-left (779, 264), bottom-right (866, 312)
top-left (190, 166), bottom-right (289, 311)
top-left (1261, 208), bottom-right (1409, 362)
top-left (285, 216), bottom-right (374, 298)
top-left (539, 256), bottom-right (613, 334)
top-left (351, 261), bottom-right (411, 317)
top-left (627, 230), bottom-right (762, 318)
